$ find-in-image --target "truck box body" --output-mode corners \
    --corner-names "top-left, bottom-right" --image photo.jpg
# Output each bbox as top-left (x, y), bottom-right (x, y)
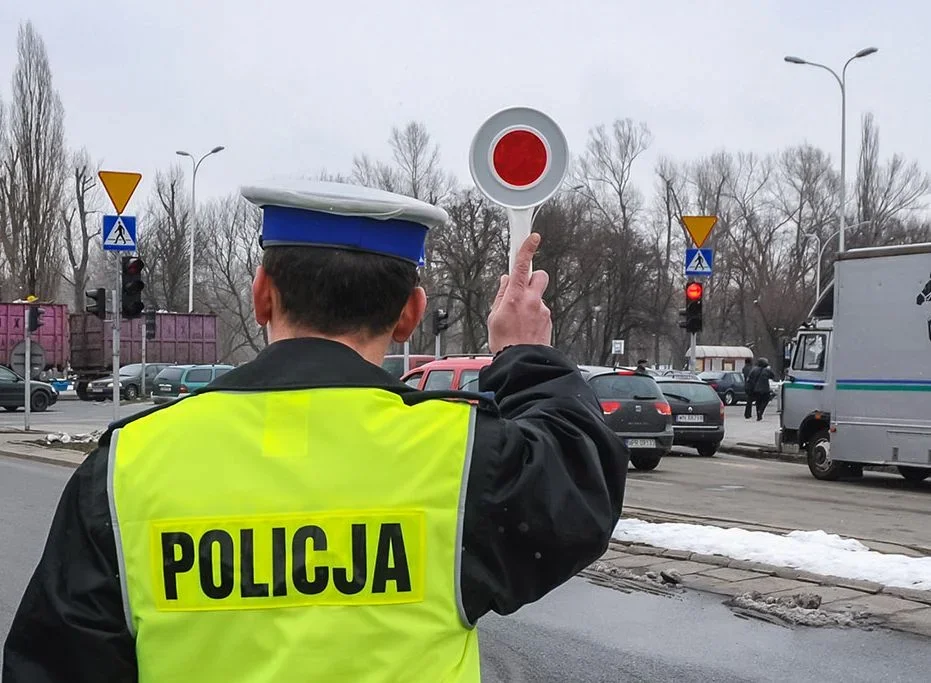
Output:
top-left (70, 312), bottom-right (218, 372)
top-left (0, 303), bottom-right (70, 370)
top-left (830, 244), bottom-right (931, 466)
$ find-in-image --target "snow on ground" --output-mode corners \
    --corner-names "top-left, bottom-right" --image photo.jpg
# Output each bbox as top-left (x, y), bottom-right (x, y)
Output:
top-left (614, 519), bottom-right (931, 591)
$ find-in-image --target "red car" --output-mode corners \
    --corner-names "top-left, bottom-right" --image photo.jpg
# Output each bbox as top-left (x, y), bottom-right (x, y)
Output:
top-left (400, 356), bottom-right (493, 391)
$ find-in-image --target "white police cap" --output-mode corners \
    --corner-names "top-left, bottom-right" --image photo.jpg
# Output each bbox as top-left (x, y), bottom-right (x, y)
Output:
top-left (241, 181), bottom-right (449, 266)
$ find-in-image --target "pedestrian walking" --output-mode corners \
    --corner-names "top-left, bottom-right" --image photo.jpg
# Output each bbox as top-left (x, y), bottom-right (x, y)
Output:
top-left (750, 357), bottom-right (776, 421)
top-left (2, 181), bottom-right (628, 682)
top-left (744, 357), bottom-right (758, 420)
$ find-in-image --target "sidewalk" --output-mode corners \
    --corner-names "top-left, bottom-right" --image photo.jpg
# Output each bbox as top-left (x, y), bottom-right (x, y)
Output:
top-left (0, 432), bottom-right (90, 467)
top-left (718, 407), bottom-right (794, 460)
top-left (592, 539), bottom-right (931, 638)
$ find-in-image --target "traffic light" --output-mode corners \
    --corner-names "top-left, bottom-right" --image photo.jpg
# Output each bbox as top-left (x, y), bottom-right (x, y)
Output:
top-left (86, 287), bottom-right (107, 320)
top-left (121, 256), bottom-right (145, 319)
top-left (682, 281), bottom-right (703, 334)
top-left (26, 305), bottom-right (44, 332)
top-left (432, 308), bottom-right (450, 336)
top-left (145, 310), bottom-right (157, 340)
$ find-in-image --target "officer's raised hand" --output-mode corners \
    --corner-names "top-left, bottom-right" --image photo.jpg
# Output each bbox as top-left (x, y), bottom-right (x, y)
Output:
top-left (488, 232), bottom-right (552, 353)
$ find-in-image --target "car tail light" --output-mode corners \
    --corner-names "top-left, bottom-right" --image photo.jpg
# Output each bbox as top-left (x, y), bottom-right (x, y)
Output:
top-left (654, 401), bottom-right (672, 416)
top-left (710, 382), bottom-right (718, 389)
top-left (600, 401), bottom-right (622, 414)
top-left (720, 401), bottom-right (725, 419)
top-left (178, 385), bottom-right (189, 394)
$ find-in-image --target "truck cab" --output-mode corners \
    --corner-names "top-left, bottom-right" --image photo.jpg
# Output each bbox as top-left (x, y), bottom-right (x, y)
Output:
top-left (779, 318), bottom-right (832, 459)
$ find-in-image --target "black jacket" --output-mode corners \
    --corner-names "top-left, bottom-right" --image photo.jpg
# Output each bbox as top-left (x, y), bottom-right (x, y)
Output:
top-left (2, 339), bottom-right (628, 682)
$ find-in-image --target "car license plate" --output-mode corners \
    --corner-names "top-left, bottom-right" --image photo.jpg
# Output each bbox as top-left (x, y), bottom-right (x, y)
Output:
top-left (677, 414), bottom-right (704, 423)
top-left (626, 438), bottom-right (656, 449)
top-left (159, 384), bottom-right (171, 392)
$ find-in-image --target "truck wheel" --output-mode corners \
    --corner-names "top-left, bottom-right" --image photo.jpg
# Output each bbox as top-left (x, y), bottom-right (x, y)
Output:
top-left (723, 391), bottom-right (735, 406)
top-left (630, 454), bottom-right (661, 471)
top-left (76, 381), bottom-right (89, 401)
top-left (898, 466), bottom-right (930, 483)
top-left (807, 429), bottom-right (843, 481)
top-left (124, 384), bottom-right (139, 401)
top-left (697, 443), bottom-right (719, 457)
top-left (31, 391), bottom-right (49, 413)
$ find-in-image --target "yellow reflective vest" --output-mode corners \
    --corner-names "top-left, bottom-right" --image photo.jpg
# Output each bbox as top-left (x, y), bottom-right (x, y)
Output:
top-left (108, 387), bottom-right (480, 682)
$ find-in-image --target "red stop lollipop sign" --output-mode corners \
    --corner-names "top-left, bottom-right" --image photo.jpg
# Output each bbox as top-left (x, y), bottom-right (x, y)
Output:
top-left (470, 107), bottom-right (569, 270)
top-left (470, 107), bottom-right (568, 210)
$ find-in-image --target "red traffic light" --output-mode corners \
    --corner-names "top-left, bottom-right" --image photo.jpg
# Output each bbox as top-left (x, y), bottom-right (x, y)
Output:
top-left (686, 282), bottom-right (704, 301)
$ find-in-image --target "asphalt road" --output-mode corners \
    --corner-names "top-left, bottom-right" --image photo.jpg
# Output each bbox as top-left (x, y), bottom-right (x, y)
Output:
top-left (0, 398), bottom-right (151, 433)
top-left (3, 456), bottom-right (929, 681)
top-left (628, 449), bottom-right (931, 552)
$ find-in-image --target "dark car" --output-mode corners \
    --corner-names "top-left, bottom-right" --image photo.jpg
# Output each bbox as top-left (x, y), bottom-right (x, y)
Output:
top-left (698, 371), bottom-right (748, 406)
top-left (0, 365), bottom-right (58, 412)
top-left (85, 363), bottom-right (172, 401)
top-left (656, 377), bottom-right (725, 457)
top-left (580, 366), bottom-right (673, 471)
top-left (151, 364), bottom-right (234, 404)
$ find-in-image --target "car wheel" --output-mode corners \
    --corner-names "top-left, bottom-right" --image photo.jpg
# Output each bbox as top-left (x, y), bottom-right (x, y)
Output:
top-left (806, 429), bottom-right (843, 481)
top-left (31, 391), bottom-right (49, 413)
top-left (723, 391), bottom-right (735, 406)
top-left (3, 406), bottom-right (18, 412)
top-left (697, 443), bottom-right (719, 457)
top-left (630, 454), bottom-right (661, 471)
top-left (124, 384), bottom-right (139, 401)
top-left (898, 466), bottom-right (930, 483)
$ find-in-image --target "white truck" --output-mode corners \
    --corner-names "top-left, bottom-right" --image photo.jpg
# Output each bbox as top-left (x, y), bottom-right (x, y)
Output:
top-left (778, 243), bottom-right (931, 482)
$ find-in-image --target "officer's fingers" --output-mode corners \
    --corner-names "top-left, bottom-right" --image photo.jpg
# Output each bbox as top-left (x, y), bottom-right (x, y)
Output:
top-left (491, 274), bottom-right (509, 312)
top-left (528, 269), bottom-right (550, 299)
top-left (509, 233), bottom-right (541, 289)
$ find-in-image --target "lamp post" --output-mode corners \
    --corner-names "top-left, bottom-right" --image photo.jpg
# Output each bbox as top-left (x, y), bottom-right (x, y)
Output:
top-left (784, 47), bottom-right (878, 254)
top-left (176, 146), bottom-right (225, 312)
top-left (804, 220), bottom-right (872, 300)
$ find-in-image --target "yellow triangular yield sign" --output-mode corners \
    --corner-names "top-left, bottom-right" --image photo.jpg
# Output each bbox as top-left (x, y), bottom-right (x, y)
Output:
top-left (98, 170), bottom-right (142, 215)
top-left (681, 215), bottom-right (717, 248)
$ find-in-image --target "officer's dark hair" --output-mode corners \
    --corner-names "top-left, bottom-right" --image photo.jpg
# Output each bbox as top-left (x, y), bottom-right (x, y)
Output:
top-left (262, 246), bottom-right (419, 337)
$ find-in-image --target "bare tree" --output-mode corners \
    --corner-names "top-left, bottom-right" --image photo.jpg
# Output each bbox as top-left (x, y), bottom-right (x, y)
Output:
top-left (137, 166), bottom-right (191, 311)
top-left (200, 195), bottom-right (266, 361)
top-left (0, 22), bottom-right (65, 298)
top-left (59, 149), bottom-right (100, 310)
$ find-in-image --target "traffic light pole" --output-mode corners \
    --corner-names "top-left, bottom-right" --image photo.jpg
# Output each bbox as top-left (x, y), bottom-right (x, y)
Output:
top-left (434, 333), bottom-right (441, 360)
top-left (141, 332), bottom-right (147, 398)
top-left (23, 309), bottom-right (31, 432)
top-left (689, 332), bottom-right (697, 373)
top-left (112, 266), bottom-right (121, 423)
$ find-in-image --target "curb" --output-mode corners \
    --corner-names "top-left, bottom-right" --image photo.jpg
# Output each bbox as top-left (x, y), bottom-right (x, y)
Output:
top-left (718, 443), bottom-right (804, 463)
top-left (0, 448), bottom-right (83, 469)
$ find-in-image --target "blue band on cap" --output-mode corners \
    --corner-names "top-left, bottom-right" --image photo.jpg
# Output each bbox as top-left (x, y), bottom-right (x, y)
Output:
top-left (261, 205), bottom-right (428, 264)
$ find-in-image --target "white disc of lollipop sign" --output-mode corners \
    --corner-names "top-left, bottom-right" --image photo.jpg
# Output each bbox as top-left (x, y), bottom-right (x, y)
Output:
top-left (469, 107), bottom-right (569, 270)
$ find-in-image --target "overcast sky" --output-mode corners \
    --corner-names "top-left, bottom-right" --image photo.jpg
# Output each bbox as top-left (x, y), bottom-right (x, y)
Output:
top-left (0, 0), bottom-right (928, 214)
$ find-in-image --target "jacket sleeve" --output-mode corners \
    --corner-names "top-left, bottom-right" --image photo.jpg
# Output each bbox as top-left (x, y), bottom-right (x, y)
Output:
top-left (459, 345), bottom-right (628, 623)
top-left (2, 445), bottom-right (137, 683)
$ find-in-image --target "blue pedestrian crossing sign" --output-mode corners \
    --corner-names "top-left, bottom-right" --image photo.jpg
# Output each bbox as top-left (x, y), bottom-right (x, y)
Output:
top-left (102, 215), bottom-right (137, 251)
top-left (685, 248), bottom-right (713, 276)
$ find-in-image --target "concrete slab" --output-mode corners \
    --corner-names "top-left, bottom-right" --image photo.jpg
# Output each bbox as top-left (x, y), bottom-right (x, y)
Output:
top-left (823, 594), bottom-right (928, 617)
top-left (768, 586), bottom-right (868, 605)
top-left (661, 549), bottom-right (692, 560)
top-left (881, 586), bottom-right (931, 606)
top-left (886, 607), bottom-right (931, 638)
top-left (683, 574), bottom-right (745, 596)
top-left (601, 548), bottom-right (625, 561)
top-left (603, 555), bottom-right (664, 569)
top-left (644, 560), bottom-right (717, 576)
top-left (728, 577), bottom-right (813, 595)
top-left (701, 567), bottom-right (767, 582)
top-left (688, 552), bottom-right (731, 567)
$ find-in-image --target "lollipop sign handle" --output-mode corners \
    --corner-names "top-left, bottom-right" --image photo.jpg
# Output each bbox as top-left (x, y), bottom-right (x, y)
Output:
top-left (506, 207), bottom-right (534, 273)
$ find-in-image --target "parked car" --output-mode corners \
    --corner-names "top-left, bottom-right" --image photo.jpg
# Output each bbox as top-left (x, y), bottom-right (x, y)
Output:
top-left (580, 366), bottom-right (673, 471)
top-left (698, 370), bottom-right (748, 406)
top-left (381, 354), bottom-right (435, 379)
top-left (151, 364), bottom-right (235, 404)
top-left (655, 377), bottom-right (725, 457)
top-left (85, 363), bottom-right (173, 401)
top-left (0, 365), bottom-right (58, 412)
top-left (401, 356), bottom-right (493, 391)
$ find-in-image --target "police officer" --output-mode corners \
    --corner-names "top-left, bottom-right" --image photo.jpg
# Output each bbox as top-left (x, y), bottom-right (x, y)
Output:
top-left (3, 181), bottom-right (628, 682)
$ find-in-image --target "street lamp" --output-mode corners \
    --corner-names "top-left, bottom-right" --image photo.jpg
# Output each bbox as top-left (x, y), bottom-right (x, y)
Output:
top-left (803, 220), bottom-right (872, 300)
top-left (784, 47), bottom-right (878, 254)
top-left (176, 145), bottom-right (225, 312)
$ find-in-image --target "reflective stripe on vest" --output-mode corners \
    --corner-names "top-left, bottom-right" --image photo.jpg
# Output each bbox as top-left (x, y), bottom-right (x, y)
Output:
top-left (107, 387), bottom-right (481, 682)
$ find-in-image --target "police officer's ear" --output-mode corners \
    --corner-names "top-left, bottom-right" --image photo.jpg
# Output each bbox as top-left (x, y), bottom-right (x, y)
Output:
top-left (253, 265), bottom-right (275, 327)
top-left (391, 285), bottom-right (427, 343)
